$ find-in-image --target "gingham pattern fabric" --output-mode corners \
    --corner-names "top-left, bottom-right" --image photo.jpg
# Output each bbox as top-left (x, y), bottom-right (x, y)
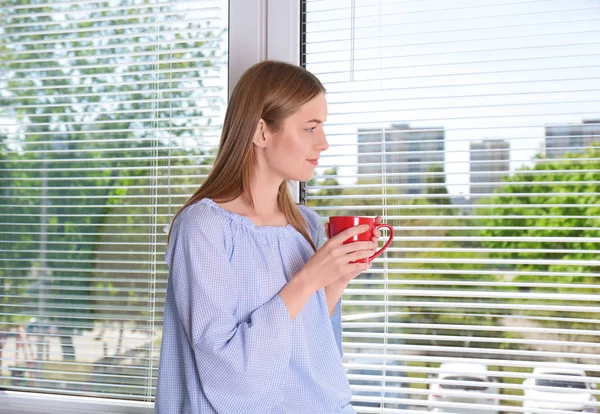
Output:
top-left (155, 198), bottom-right (354, 414)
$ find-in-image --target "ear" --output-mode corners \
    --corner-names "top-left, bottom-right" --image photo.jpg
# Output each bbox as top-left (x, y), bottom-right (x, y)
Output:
top-left (252, 119), bottom-right (269, 148)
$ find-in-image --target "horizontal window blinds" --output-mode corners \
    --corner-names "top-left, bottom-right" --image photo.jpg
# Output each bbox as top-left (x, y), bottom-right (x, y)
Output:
top-left (302, 0), bottom-right (600, 412)
top-left (0, 0), bottom-right (227, 401)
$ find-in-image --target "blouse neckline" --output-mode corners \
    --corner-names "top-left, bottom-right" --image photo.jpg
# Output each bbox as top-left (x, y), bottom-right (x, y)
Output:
top-left (202, 198), bottom-right (295, 232)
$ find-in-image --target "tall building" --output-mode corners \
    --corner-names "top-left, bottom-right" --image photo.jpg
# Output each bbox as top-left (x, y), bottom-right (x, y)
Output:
top-left (469, 139), bottom-right (510, 198)
top-left (357, 123), bottom-right (444, 194)
top-left (544, 119), bottom-right (600, 158)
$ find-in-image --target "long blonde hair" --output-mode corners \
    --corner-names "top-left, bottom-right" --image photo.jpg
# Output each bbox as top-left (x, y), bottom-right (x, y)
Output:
top-left (170, 60), bottom-right (326, 250)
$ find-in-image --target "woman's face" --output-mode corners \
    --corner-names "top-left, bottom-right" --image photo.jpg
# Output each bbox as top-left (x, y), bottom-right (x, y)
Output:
top-left (262, 92), bottom-right (329, 182)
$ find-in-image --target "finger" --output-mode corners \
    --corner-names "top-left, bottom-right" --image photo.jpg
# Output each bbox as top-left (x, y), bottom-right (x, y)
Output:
top-left (331, 224), bottom-right (369, 245)
top-left (373, 217), bottom-right (382, 237)
top-left (346, 250), bottom-right (375, 262)
top-left (339, 241), bottom-right (376, 254)
top-left (347, 261), bottom-right (371, 274)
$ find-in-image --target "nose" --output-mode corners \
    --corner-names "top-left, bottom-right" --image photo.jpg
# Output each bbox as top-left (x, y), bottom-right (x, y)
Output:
top-left (316, 130), bottom-right (329, 152)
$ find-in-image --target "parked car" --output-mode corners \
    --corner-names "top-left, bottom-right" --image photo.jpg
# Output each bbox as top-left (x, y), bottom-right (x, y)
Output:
top-left (428, 362), bottom-right (500, 414)
top-left (523, 364), bottom-right (598, 414)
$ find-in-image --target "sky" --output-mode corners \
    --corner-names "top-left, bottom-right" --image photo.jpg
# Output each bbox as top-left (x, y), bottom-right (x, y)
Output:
top-left (303, 0), bottom-right (600, 196)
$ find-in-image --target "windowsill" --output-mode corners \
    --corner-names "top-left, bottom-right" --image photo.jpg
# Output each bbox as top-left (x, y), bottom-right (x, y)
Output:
top-left (0, 390), bottom-right (153, 414)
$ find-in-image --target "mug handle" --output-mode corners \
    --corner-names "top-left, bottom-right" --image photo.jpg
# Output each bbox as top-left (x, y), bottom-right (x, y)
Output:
top-left (369, 223), bottom-right (394, 262)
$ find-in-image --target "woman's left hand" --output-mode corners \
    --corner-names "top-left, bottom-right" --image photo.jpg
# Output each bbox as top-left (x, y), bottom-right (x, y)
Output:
top-left (324, 216), bottom-right (382, 284)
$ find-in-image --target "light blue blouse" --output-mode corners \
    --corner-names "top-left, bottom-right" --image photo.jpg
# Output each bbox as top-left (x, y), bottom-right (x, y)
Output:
top-left (155, 198), bottom-right (355, 414)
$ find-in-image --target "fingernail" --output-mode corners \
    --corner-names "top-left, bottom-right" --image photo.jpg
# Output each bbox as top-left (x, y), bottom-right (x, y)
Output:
top-left (362, 225), bottom-right (369, 230)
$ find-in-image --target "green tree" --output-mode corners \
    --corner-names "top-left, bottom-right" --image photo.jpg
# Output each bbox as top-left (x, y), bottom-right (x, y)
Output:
top-left (0, 0), bottom-right (223, 373)
top-left (306, 167), bottom-right (343, 216)
top-left (423, 165), bottom-right (451, 205)
top-left (476, 146), bottom-right (600, 334)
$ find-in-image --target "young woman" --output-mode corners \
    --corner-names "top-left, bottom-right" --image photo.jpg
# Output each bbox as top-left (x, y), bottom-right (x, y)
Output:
top-left (155, 60), bottom-right (380, 414)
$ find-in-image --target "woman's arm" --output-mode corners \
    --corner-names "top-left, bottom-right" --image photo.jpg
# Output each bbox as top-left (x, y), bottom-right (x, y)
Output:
top-left (324, 278), bottom-right (349, 316)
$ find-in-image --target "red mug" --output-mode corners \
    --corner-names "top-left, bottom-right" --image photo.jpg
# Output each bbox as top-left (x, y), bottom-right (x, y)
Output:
top-left (327, 216), bottom-right (394, 263)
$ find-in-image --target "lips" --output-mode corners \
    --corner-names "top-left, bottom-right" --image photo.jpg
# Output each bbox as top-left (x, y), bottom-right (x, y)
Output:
top-left (307, 159), bottom-right (319, 166)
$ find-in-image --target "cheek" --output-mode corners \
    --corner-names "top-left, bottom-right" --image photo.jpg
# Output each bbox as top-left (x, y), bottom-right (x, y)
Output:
top-left (269, 134), bottom-right (314, 180)
top-left (277, 133), bottom-right (308, 157)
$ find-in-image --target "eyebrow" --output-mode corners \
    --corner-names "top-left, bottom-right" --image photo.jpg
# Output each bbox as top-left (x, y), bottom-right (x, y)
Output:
top-left (304, 119), bottom-right (325, 123)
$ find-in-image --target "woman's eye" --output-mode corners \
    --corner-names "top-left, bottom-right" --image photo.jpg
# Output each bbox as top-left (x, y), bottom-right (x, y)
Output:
top-left (305, 127), bottom-right (316, 132)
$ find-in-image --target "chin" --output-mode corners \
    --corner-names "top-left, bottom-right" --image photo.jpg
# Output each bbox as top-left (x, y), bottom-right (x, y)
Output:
top-left (287, 172), bottom-right (314, 183)
top-left (283, 166), bottom-right (315, 183)
top-left (299, 170), bottom-right (315, 182)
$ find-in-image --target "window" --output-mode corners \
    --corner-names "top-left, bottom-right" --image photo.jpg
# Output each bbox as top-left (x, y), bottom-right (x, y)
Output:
top-left (2, 0), bottom-right (599, 412)
top-left (303, 0), bottom-right (600, 411)
top-left (0, 0), bottom-right (227, 406)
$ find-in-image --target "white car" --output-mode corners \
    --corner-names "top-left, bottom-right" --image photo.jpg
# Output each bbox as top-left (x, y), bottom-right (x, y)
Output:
top-left (428, 362), bottom-right (499, 414)
top-left (523, 365), bottom-right (598, 414)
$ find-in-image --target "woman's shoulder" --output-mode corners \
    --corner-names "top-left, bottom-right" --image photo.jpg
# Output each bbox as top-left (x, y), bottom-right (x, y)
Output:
top-left (172, 198), bottom-right (233, 240)
top-left (297, 204), bottom-right (325, 241)
top-left (297, 204), bottom-right (320, 224)
top-left (166, 199), bottom-right (235, 264)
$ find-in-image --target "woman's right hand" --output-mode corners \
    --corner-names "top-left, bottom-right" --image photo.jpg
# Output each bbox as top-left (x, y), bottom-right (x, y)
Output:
top-left (299, 224), bottom-right (377, 293)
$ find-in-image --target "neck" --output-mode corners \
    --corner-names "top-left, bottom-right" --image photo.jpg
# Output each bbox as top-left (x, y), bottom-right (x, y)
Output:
top-left (247, 164), bottom-right (283, 217)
